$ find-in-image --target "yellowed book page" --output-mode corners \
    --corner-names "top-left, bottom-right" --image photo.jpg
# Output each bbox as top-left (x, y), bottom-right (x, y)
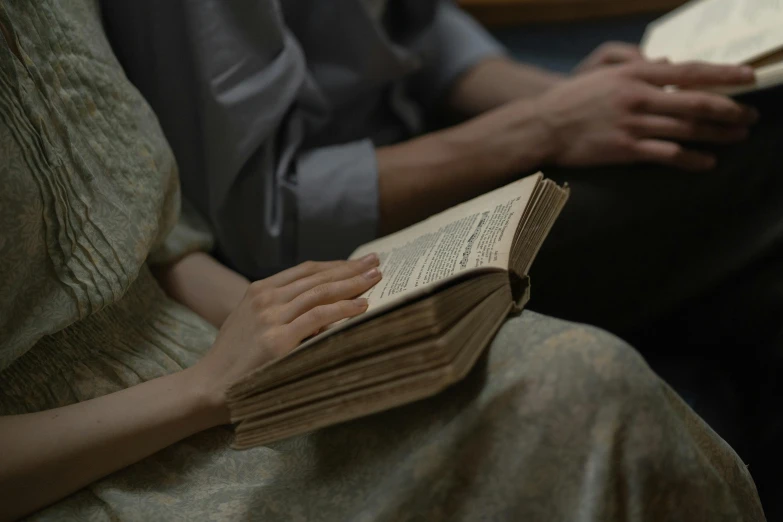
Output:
top-left (642, 0), bottom-right (783, 65)
top-left (297, 173), bottom-right (541, 349)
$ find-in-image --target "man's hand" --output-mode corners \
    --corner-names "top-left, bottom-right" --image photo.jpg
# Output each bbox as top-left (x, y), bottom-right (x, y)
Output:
top-left (375, 61), bottom-right (757, 234)
top-left (575, 42), bottom-right (647, 74)
top-left (535, 61), bottom-right (758, 171)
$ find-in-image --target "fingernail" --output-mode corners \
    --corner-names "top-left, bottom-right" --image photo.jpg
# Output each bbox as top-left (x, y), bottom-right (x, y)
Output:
top-left (363, 268), bottom-right (381, 280)
top-left (353, 298), bottom-right (369, 307)
top-left (359, 253), bottom-right (379, 264)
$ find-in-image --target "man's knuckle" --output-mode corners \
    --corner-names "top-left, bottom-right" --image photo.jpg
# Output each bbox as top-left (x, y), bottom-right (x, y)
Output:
top-left (604, 41), bottom-right (627, 54)
top-left (596, 42), bottom-right (613, 54)
top-left (619, 62), bottom-right (640, 76)
top-left (676, 120), bottom-right (695, 135)
top-left (258, 306), bottom-right (281, 325)
top-left (664, 144), bottom-right (683, 159)
top-left (614, 135), bottom-right (636, 152)
top-left (248, 280), bottom-right (266, 296)
top-left (250, 292), bottom-right (272, 311)
top-left (618, 89), bottom-right (645, 111)
top-left (716, 102), bottom-right (740, 117)
top-left (686, 97), bottom-right (709, 113)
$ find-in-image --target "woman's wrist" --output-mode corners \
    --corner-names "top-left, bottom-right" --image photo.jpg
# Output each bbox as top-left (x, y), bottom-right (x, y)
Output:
top-left (178, 365), bottom-right (232, 430)
top-left (153, 252), bottom-right (250, 329)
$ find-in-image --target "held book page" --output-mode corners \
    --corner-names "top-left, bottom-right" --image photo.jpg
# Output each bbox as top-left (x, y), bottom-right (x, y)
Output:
top-left (643, 0), bottom-right (783, 65)
top-left (298, 173), bottom-right (541, 349)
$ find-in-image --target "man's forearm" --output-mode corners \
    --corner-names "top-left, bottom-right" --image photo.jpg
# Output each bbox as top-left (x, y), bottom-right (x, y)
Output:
top-left (377, 98), bottom-right (555, 234)
top-left (448, 57), bottom-right (565, 116)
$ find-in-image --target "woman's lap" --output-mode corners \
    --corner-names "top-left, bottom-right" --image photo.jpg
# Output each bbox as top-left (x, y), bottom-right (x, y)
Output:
top-left (24, 311), bottom-right (764, 522)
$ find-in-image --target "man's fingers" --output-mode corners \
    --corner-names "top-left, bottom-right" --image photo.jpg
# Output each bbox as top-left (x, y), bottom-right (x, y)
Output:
top-left (631, 61), bottom-right (756, 88)
top-left (633, 139), bottom-right (716, 171)
top-left (576, 42), bottom-right (644, 73)
top-left (630, 115), bottom-right (749, 143)
top-left (284, 299), bottom-right (370, 344)
top-left (597, 42), bottom-right (644, 65)
top-left (280, 268), bottom-right (381, 323)
top-left (274, 255), bottom-right (379, 302)
top-left (644, 89), bottom-right (758, 125)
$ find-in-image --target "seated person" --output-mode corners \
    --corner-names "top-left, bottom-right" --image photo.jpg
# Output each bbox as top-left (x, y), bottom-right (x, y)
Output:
top-left (103, 0), bottom-right (783, 512)
top-left (0, 1), bottom-right (766, 521)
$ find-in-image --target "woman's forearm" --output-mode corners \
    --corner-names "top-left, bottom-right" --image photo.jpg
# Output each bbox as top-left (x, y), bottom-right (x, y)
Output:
top-left (0, 368), bottom-right (222, 521)
top-left (0, 259), bottom-right (383, 521)
top-left (153, 252), bottom-right (250, 328)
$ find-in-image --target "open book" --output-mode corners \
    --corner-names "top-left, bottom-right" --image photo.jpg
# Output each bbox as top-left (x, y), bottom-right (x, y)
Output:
top-left (642, 0), bottom-right (783, 96)
top-left (227, 173), bottom-right (568, 449)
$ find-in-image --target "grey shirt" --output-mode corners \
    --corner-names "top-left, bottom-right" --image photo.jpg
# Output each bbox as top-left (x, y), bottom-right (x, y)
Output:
top-left (103, 0), bottom-right (505, 277)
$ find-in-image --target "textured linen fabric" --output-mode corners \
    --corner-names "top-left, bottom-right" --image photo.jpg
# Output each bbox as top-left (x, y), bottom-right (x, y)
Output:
top-left (0, 0), bottom-right (210, 372)
top-left (4, 310), bottom-right (766, 522)
top-left (101, 0), bottom-right (508, 277)
top-left (0, 2), bottom-right (766, 521)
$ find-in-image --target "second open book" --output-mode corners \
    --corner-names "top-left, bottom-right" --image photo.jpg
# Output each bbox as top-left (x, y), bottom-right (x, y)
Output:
top-left (227, 173), bottom-right (568, 449)
top-left (642, 0), bottom-right (783, 96)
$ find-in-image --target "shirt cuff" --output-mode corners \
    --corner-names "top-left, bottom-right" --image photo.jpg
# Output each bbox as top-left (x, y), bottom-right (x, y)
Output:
top-left (416, 1), bottom-right (508, 105)
top-left (296, 139), bottom-right (379, 261)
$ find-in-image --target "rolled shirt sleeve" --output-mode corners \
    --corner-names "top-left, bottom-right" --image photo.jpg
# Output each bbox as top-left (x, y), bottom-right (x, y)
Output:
top-left (412, 1), bottom-right (508, 106)
top-left (103, 0), bottom-right (497, 278)
top-left (103, 0), bottom-right (381, 278)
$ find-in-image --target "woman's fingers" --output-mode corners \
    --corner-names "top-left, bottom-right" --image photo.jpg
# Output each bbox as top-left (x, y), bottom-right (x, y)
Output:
top-left (258, 253), bottom-right (378, 290)
top-left (279, 268), bottom-right (382, 323)
top-left (274, 255), bottom-right (379, 303)
top-left (632, 139), bottom-right (716, 171)
top-left (643, 88), bottom-right (758, 125)
top-left (629, 114), bottom-right (749, 143)
top-left (259, 261), bottom-right (343, 289)
top-left (284, 298), bottom-right (370, 344)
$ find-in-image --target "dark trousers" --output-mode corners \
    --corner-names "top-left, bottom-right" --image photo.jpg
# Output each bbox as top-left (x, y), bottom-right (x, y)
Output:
top-left (529, 87), bottom-right (783, 518)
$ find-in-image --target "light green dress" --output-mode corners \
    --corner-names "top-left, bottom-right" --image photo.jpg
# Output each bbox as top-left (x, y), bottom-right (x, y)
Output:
top-left (0, 1), bottom-right (766, 520)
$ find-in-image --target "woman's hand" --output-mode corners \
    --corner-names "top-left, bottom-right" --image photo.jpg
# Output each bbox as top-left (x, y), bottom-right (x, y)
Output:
top-left (0, 255), bottom-right (381, 520)
top-left (190, 254), bottom-right (382, 423)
